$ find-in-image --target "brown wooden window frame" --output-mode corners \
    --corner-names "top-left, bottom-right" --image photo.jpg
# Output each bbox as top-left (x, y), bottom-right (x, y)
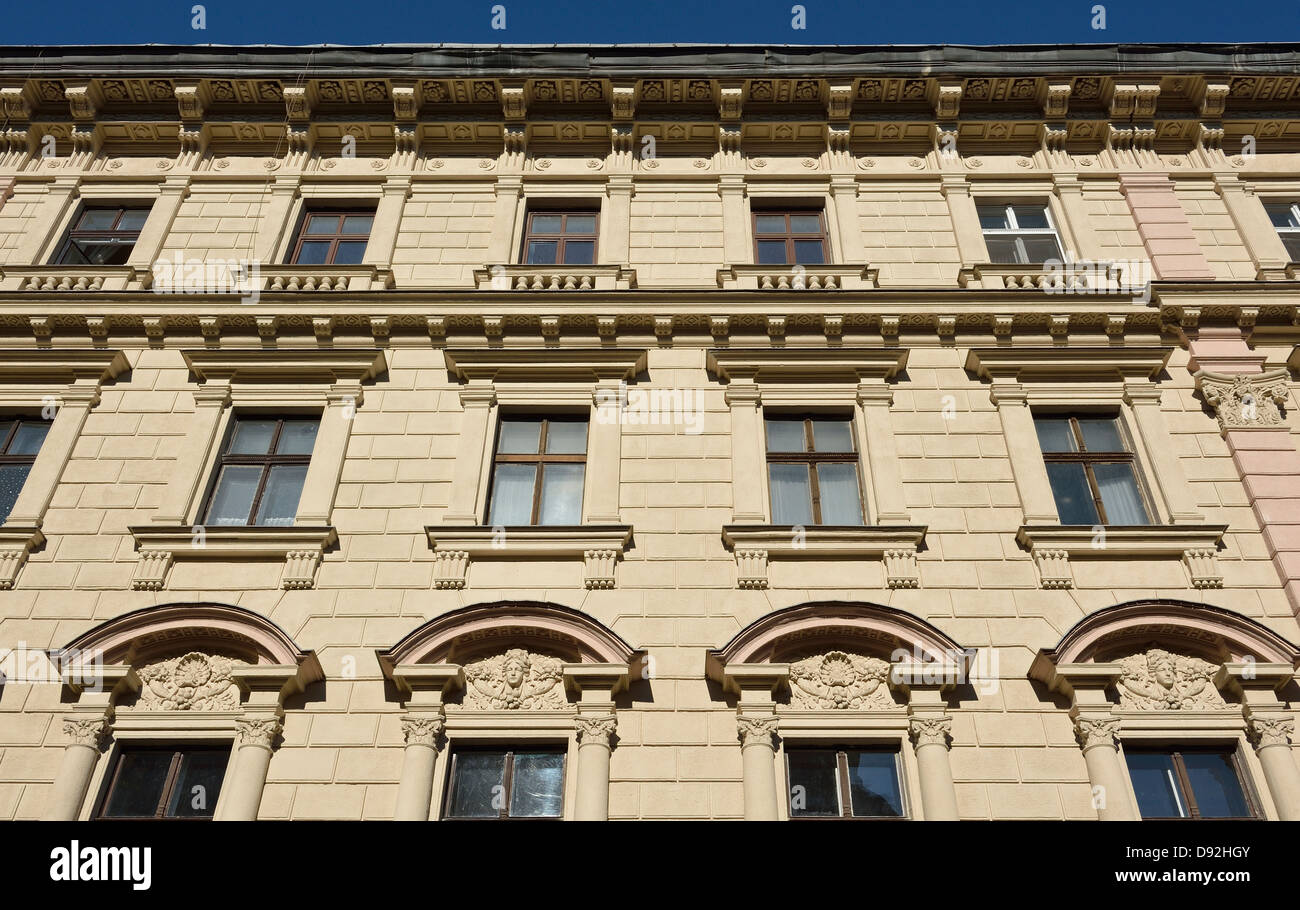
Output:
top-left (442, 746), bottom-right (567, 820)
top-left (487, 415), bottom-right (588, 526)
top-left (751, 209), bottom-right (829, 265)
top-left (201, 416), bottom-right (317, 528)
top-left (287, 208), bottom-right (375, 266)
top-left (764, 414), bottom-right (865, 526)
top-left (0, 416), bottom-right (50, 524)
top-left (520, 210), bottom-right (600, 265)
top-left (93, 745), bottom-right (229, 821)
top-left (53, 204), bottom-right (152, 265)
top-left (1035, 413), bottom-right (1152, 526)
top-left (1124, 746), bottom-right (1262, 821)
top-left (785, 745), bottom-right (907, 820)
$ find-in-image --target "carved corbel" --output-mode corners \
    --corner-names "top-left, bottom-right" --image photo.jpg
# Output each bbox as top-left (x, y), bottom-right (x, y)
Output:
top-left (391, 82), bottom-right (419, 121)
top-left (64, 81), bottom-right (102, 120)
top-left (173, 82), bottom-right (207, 122)
top-left (1194, 368), bottom-right (1291, 431)
top-left (283, 84), bottom-right (312, 121)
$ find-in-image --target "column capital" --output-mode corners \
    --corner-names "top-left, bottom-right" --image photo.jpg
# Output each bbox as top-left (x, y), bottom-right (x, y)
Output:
top-left (458, 383), bottom-right (498, 408)
top-left (62, 714), bottom-right (109, 750)
top-left (724, 382), bottom-right (761, 407)
top-left (1121, 381), bottom-right (1163, 405)
top-left (938, 173), bottom-right (970, 195)
top-left (736, 712), bottom-right (779, 747)
top-left (1074, 714), bottom-right (1121, 751)
top-left (988, 382), bottom-right (1028, 407)
top-left (718, 175), bottom-right (747, 196)
top-left (575, 713), bottom-right (618, 747)
top-left (235, 715), bottom-right (283, 750)
top-left (1248, 713), bottom-right (1295, 750)
top-left (909, 715), bottom-right (952, 749)
top-left (855, 382), bottom-right (894, 407)
top-left (191, 383), bottom-right (233, 408)
top-left (401, 713), bottom-right (446, 749)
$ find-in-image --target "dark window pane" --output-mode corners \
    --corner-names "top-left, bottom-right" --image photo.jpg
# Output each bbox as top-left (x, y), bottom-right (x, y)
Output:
top-left (102, 751), bottom-right (173, 818)
top-left (1267, 205), bottom-right (1299, 229)
top-left (509, 752), bottom-right (565, 818)
top-left (229, 420), bottom-right (277, 455)
top-left (57, 243), bottom-right (90, 265)
top-left (1077, 417), bottom-right (1125, 452)
top-left (978, 207), bottom-right (1010, 230)
top-left (294, 241), bottom-right (330, 265)
top-left (811, 420), bottom-right (854, 453)
top-left (787, 750), bottom-right (841, 816)
top-left (341, 215), bottom-right (373, 235)
top-left (1182, 752), bottom-right (1251, 818)
top-left (530, 214), bottom-right (563, 233)
top-left (81, 240), bottom-right (133, 265)
top-left (0, 421), bottom-right (12, 444)
top-left (447, 752), bottom-right (506, 818)
top-left (304, 214), bottom-right (339, 235)
top-left (527, 240), bottom-right (558, 264)
top-left (165, 750), bottom-right (227, 818)
top-left (204, 465), bottom-right (262, 525)
top-left (116, 209), bottom-right (151, 231)
top-left (8, 421), bottom-right (50, 456)
top-left (333, 241), bottom-right (368, 265)
top-left (984, 235), bottom-right (1022, 264)
top-left (1283, 235), bottom-right (1300, 260)
top-left (766, 419), bottom-right (806, 453)
top-left (793, 240), bottom-right (825, 264)
top-left (757, 240), bottom-right (789, 264)
top-left (1093, 463), bottom-right (1150, 525)
top-left (1126, 752), bottom-right (1186, 818)
top-left (489, 464), bottom-right (537, 525)
top-left (544, 421), bottom-right (587, 455)
top-left (754, 214), bottom-right (787, 233)
top-left (817, 463), bottom-right (864, 525)
top-left (769, 463), bottom-right (813, 526)
top-left (538, 463), bottom-right (584, 524)
top-left (1021, 234), bottom-right (1064, 263)
top-left (564, 215), bottom-right (596, 234)
top-left (254, 465), bottom-right (307, 527)
top-left (275, 420), bottom-right (319, 455)
top-left (1034, 418), bottom-right (1077, 453)
top-left (77, 209), bottom-right (120, 231)
top-left (498, 419), bottom-right (542, 455)
top-left (0, 464), bottom-right (33, 524)
top-left (562, 240), bottom-right (595, 265)
top-left (1045, 462), bottom-right (1100, 525)
top-left (1011, 206), bottom-right (1051, 229)
top-left (788, 214), bottom-right (823, 233)
top-left (845, 751), bottom-right (903, 817)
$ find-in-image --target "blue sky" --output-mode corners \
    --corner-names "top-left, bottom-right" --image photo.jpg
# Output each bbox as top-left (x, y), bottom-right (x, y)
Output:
top-left (2, 0), bottom-right (1298, 46)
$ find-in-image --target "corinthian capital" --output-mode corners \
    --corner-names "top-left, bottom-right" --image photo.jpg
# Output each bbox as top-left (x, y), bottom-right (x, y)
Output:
top-left (736, 714), bottom-right (779, 747)
top-left (909, 716), bottom-right (952, 748)
top-left (1248, 714), bottom-right (1295, 750)
top-left (575, 713), bottom-right (618, 746)
top-left (1195, 368), bottom-right (1291, 430)
top-left (235, 716), bottom-right (283, 749)
top-left (63, 715), bottom-right (108, 749)
top-left (400, 714), bottom-right (445, 749)
top-left (1074, 715), bottom-right (1121, 750)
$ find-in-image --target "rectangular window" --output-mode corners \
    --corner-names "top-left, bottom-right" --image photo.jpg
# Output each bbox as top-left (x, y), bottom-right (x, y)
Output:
top-left (1125, 748), bottom-right (1258, 820)
top-left (289, 210), bottom-right (374, 265)
top-left (444, 748), bottom-right (565, 819)
top-left (202, 417), bottom-right (319, 527)
top-left (753, 210), bottom-right (828, 265)
top-left (977, 203), bottom-right (1065, 265)
top-left (96, 747), bottom-right (228, 820)
top-left (1266, 203), bottom-right (1300, 261)
top-left (488, 416), bottom-right (587, 526)
top-left (54, 205), bottom-right (152, 265)
top-left (786, 747), bottom-right (905, 819)
top-left (522, 211), bottom-right (598, 265)
top-left (0, 417), bottom-right (51, 525)
top-left (1034, 414), bottom-right (1150, 526)
top-left (765, 416), bottom-right (864, 526)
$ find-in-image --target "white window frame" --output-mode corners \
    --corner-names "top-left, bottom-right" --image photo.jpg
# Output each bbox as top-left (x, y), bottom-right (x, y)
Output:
top-left (1265, 201), bottom-right (1300, 259)
top-left (977, 201), bottom-right (1066, 265)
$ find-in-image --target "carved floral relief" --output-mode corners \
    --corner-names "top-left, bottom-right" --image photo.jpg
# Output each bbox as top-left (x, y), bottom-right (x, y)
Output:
top-left (1116, 648), bottom-right (1226, 710)
top-left (136, 652), bottom-right (243, 711)
top-left (788, 650), bottom-right (897, 710)
top-left (462, 648), bottom-right (567, 710)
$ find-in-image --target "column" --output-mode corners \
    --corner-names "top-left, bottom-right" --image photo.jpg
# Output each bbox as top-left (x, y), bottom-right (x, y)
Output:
top-left (252, 176), bottom-right (300, 264)
top-left (220, 715), bottom-right (282, 821)
top-left (150, 383), bottom-right (231, 525)
top-left (725, 382), bottom-right (766, 522)
top-left (1248, 715), bottom-right (1300, 820)
top-left (574, 712), bottom-right (618, 820)
top-left (989, 383), bottom-right (1059, 524)
top-left (737, 713), bottom-right (780, 820)
top-left (12, 176), bottom-right (80, 265)
top-left (127, 175), bottom-right (190, 269)
top-left (829, 176), bottom-right (866, 263)
top-left (1073, 715), bottom-right (1139, 820)
top-left (486, 176), bottom-right (523, 264)
top-left (444, 383), bottom-right (497, 523)
top-left (394, 714), bottom-right (444, 821)
top-left (909, 715), bottom-right (959, 820)
top-left (719, 176), bottom-right (749, 265)
top-left (1051, 173), bottom-right (1103, 262)
top-left (295, 382), bottom-right (363, 524)
top-left (44, 714), bottom-right (108, 821)
top-left (599, 176), bottom-right (634, 265)
top-left (940, 174), bottom-right (986, 267)
top-left (857, 384), bottom-right (909, 522)
top-left (7, 383), bottom-right (102, 527)
top-left (584, 381), bottom-right (624, 524)
top-left (363, 175), bottom-right (412, 267)
top-left (1212, 172), bottom-right (1292, 277)
top-left (1123, 382), bottom-right (1205, 523)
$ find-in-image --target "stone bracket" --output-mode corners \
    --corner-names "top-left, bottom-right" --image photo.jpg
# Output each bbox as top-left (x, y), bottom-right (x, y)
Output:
top-left (0, 527), bottom-right (44, 590)
top-left (1018, 524), bottom-right (1227, 589)
top-left (427, 525), bottom-right (633, 589)
top-left (722, 525), bottom-right (926, 590)
top-left (128, 526), bottom-right (338, 591)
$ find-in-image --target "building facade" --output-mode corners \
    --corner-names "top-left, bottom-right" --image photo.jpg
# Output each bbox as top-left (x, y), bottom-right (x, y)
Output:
top-left (2, 44), bottom-right (1300, 820)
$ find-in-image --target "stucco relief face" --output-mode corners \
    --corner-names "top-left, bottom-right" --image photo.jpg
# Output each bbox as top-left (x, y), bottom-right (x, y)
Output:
top-left (788, 650), bottom-right (897, 710)
top-left (1116, 648), bottom-right (1226, 710)
top-left (462, 648), bottom-right (567, 710)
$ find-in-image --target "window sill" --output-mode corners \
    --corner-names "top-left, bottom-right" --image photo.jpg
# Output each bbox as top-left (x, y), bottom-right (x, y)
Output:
top-left (721, 524), bottom-right (927, 589)
top-left (474, 264), bottom-right (637, 291)
top-left (128, 525), bottom-right (338, 591)
top-left (1016, 523), bottom-right (1228, 590)
top-left (0, 265), bottom-right (146, 291)
top-left (957, 261), bottom-right (1133, 292)
top-left (425, 524), bottom-right (633, 589)
top-left (0, 525), bottom-right (44, 589)
top-left (261, 266), bottom-right (393, 291)
top-left (1255, 262), bottom-right (1300, 281)
top-left (716, 264), bottom-right (879, 291)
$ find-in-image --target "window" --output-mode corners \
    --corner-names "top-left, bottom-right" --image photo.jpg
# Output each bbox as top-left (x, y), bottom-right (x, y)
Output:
top-left (289, 210), bottom-right (374, 265)
top-left (753, 211), bottom-right (827, 265)
top-left (977, 203), bottom-right (1065, 265)
top-left (488, 416), bottom-right (587, 526)
top-left (522, 211), bottom-right (598, 265)
top-left (444, 748), bottom-right (565, 819)
top-left (786, 747), bottom-right (904, 819)
top-left (765, 417), bottom-right (864, 526)
top-left (1266, 203), bottom-right (1300, 260)
top-left (95, 747), bottom-right (228, 820)
top-left (202, 417), bottom-right (319, 527)
top-left (1034, 414), bottom-right (1150, 526)
top-left (1125, 748), bottom-right (1258, 820)
top-left (0, 417), bottom-right (50, 525)
top-left (54, 206), bottom-right (151, 265)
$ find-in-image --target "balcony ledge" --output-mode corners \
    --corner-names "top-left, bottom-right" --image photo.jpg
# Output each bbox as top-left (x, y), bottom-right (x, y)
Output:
top-left (1016, 523), bottom-right (1228, 590)
top-left (474, 264), bottom-right (636, 291)
top-left (0, 265), bottom-right (147, 292)
top-left (127, 525), bottom-right (338, 591)
top-left (426, 524), bottom-right (633, 589)
top-left (721, 524), bottom-right (927, 589)
top-left (717, 264), bottom-right (878, 291)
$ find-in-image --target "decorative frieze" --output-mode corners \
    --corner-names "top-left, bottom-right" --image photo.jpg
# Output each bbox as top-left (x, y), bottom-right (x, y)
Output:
top-left (462, 649), bottom-right (568, 710)
top-left (137, 652), bottom-right (243, 711)
top-left (789, 651), bottom-right (897, 710)
top-left (1116, 648), bottom-right (1226, 711)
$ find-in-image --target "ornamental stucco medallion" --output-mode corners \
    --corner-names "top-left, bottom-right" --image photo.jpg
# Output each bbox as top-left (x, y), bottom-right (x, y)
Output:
top-left (136, 652), bottom-right (242, 711)
top-left (788, 651), bottom-right (896, 709)
top-left (1116, 648), bottom-right (1226, 710)
top-left (462, 648), bottom-right (567, 710)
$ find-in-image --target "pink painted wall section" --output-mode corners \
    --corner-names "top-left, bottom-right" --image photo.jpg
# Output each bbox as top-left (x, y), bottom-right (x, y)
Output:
top-left (1119, 173), bottom-right (1215, 280)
